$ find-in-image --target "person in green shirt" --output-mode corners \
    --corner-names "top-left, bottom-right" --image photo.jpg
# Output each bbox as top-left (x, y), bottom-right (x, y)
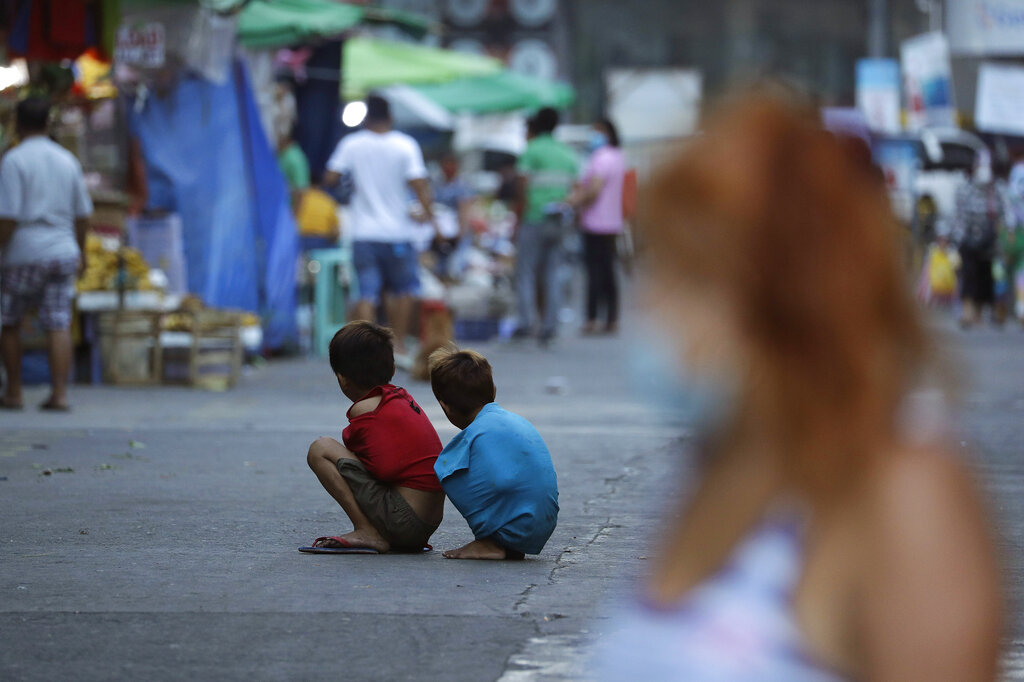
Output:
top-left (514, 108), bottom-right (579, 345)
top-left (277, 129), bottom-right (310, 209)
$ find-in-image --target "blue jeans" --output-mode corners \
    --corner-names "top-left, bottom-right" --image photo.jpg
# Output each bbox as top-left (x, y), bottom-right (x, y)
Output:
top-left (515, 221), bottom-right (564, 335)
top-left (351, 240), bottom-right (420, 305)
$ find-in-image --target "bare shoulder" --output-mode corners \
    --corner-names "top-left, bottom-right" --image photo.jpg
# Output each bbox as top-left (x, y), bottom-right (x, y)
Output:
top-left (854, 446), bottom-right (1003, 681)
top-left (866, 446), bottom-right (984, 519)
top-left (349, 395), bottom-right (383, 418)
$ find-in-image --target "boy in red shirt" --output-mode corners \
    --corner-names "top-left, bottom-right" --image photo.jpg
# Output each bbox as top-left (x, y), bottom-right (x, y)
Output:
top-left (304, 321), bottom-right (444, 553)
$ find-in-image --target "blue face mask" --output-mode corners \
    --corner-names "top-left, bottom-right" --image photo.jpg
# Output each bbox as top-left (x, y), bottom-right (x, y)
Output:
top-left (587, 131), bottom-right (608, 153)
top-left (627, 330), bottom-right (739, 436)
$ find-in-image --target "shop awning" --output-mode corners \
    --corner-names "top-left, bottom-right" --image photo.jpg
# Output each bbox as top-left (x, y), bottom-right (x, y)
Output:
top-left (411, 70), bottom-right (575, 114)
top-left (342, 36), bottom-right (502, 100)
top-left (237, 0), bottom-right (434, 49)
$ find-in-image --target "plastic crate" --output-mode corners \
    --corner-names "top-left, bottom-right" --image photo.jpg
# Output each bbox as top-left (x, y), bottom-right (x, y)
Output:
top-left (308, 247), bottom-right (358, 356)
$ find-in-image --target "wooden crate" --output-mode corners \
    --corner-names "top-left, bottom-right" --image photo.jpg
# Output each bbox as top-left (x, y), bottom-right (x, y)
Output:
top-left (190, 310), bottom-right (243, 390)
top-left (162, 310), bottom-right (243, 390)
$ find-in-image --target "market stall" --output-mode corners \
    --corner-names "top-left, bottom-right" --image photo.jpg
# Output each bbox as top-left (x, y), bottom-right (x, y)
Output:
top-left (113, 0), bottom-right (300, 355)
top-left (1, 0), bottom-right (307, 388)
top-left (236, 2), bottom-right (579, 354)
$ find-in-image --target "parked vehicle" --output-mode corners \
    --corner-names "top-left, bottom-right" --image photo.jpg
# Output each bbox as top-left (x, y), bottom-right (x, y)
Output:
top-left (874, 128), bottom-right (988, 230)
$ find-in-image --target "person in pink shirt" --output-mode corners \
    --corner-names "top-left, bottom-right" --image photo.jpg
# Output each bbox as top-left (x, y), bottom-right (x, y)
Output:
top-left (569, 118), bottom-right (627, 334)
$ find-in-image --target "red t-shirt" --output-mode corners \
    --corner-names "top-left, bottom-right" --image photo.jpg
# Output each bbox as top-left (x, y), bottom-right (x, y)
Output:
top-left (341, 384), bottom-right (443, 492)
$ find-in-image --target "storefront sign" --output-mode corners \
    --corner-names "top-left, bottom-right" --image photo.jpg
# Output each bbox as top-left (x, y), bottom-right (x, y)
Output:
top-left (948, 0), bottom-right (1024, 55)
top-left (606, 69), bottom-right (703, 143)
top-left (856, 58), bottom-right (902, 134)
top-left (901, 32), bottom-right (957, 131)
top-left (114, 22), bottom-right (166, 68)
top-left (976, 62), bottom-right (1024, 135)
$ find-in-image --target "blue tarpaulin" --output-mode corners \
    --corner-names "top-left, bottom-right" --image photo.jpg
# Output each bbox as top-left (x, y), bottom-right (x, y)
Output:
top-left (129, 60), bottom-right (298, 350)
top-left (294, 41), bottom-right (343, 184)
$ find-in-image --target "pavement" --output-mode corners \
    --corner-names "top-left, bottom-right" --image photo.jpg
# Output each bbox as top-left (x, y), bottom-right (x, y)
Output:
top-left (1, 309), bottom-right (1022, 681)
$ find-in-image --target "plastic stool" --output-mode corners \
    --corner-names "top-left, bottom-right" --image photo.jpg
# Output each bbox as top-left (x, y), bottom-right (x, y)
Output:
top-left (309, 247), bottom-right (358, 356)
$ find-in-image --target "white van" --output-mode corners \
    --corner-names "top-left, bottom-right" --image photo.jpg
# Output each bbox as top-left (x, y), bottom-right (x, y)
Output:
top-left (875, 128), bottom-right (988, 226)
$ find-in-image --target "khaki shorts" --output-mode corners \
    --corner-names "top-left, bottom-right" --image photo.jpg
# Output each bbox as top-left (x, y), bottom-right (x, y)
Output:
top-left (336, 458), bottom-right (438, 551)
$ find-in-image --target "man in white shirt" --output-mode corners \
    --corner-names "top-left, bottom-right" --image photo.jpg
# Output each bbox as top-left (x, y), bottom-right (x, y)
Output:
top-left (323, 95), bottom-right (435, 359)
top-left (0, 97), bottom-right (93, 411)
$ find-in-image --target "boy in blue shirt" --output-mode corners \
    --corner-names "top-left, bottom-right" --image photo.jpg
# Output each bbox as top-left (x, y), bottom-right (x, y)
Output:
top-left (429, 347), bottom-right (559, 560)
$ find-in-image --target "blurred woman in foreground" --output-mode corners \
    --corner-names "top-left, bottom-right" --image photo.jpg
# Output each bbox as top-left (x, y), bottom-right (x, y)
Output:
top-left (595, 94), bottom-right (1003, 680)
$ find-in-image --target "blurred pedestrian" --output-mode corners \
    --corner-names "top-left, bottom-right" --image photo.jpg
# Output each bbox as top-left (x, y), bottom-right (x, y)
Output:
top-left (435, 153), bottom-right (474, 231)
top-left (593, 93), bottom-right (1003, 681)
top-left (1001, 158), bottom-right (1024, 324)
top-left (272, 77), bottom-right (298, 154)
top-left (283, 126), bottom-right (339, 252)
top-left (513, 107), bottom-right (579, 345)
top-left (323, 95), bottom-right (437, 364)
top-left (277, 125), bottom-right (310, 207)
top-left (430, 153), bottom-right (473, 277)
top-left (568, 118), bottom-right (626, 335)
top-left (953, 154), bottom-right (1000, 328)
top-left (921, 228), bottom-right (959, 308)
top-left (0, 97), bottom-right (93, 412)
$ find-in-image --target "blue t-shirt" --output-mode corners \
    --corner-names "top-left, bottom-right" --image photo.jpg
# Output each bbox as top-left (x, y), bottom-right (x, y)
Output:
top-left (435, 403), bottom-right (559, 555)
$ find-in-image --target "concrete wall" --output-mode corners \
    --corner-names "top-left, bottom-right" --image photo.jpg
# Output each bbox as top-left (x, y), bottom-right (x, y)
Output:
top-left (564, 0), bottom-right (929, 118)
top-left (374, 0), bottom-right (931, 120)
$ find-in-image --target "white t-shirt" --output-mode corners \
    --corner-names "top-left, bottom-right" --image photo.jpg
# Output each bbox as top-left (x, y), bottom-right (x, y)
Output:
top-left (326, 129), bottom-right (427, 243)
top-left (0, 136), bottom-right (93, 267)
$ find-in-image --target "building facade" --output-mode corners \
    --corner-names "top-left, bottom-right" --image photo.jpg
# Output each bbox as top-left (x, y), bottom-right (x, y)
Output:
top-left (376, 0), bottom-right (931, 118)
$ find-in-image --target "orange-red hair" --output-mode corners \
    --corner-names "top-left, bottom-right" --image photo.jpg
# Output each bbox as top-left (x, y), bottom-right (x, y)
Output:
top-left (641, 93), bottom-right (928, 500)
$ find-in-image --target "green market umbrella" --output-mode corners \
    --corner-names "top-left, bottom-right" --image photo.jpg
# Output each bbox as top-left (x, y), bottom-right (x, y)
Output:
top-left (342, 36), bottom-right (502, 100)
top-left (411, 70), bottom-right (575, 114)
top-left (237, 0), bottom-right (433, 49)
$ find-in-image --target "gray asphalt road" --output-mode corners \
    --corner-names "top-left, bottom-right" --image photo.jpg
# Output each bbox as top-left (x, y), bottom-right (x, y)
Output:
top-left (1, 313), bottom-right (1021, 681)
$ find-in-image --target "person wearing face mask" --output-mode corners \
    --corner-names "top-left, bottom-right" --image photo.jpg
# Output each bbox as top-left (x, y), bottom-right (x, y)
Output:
top-left (567, 119), bottom-right (627, 335)
top-left (953, 153), bottom-right (1001, 328)
top-left (592, 92), bottom-right (1003, 682)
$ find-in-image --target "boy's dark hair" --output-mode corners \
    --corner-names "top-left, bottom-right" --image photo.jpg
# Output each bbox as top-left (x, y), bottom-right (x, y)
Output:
top-left (16, 97), bottom-right (50, 135)
top-left (428, 345), bottom-right (496, 417)
top-left (365, 94), bottom-right (392, 124)
top-left (329, 321), bottom-right (395, 389)
top-left (534, 107), bottom-right (559, 135)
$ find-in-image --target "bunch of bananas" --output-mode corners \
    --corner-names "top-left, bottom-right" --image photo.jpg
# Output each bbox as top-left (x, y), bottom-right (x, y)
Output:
top-left (77, 235), bottom-right (155, 292)
top-left (161, 312), bottom-right (193, 332)
top-left (160, 297), bottom-right (261, 331)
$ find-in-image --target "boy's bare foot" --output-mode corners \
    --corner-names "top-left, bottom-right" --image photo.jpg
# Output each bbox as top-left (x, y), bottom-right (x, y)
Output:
top-left (443, 537), bottom-right (519, 560)
top-left (313, 529), bottom-right (390, 553)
